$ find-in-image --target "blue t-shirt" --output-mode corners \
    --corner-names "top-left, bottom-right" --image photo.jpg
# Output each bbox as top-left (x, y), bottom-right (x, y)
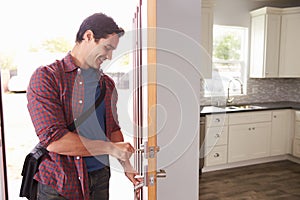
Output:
top-left (78, 68), bottom-right (109, 172)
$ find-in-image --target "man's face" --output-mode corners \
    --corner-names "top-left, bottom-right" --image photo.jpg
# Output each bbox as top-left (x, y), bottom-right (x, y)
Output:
top-left (84, 33), bottom-right (119, 70)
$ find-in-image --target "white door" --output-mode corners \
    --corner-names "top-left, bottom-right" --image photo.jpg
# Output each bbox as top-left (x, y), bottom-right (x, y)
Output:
top-left (133, 0), bottom-right (201, 199)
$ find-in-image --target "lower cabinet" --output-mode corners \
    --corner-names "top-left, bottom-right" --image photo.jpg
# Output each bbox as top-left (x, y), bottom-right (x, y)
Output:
top-left (271, 110), bottom-right (291, 155)
top-left (205, 145), bottom-right (227, 166)
top-left (293, 111), bottom-right (300, 158)
top-left (204, 114), bottom-right (228, 167)
top-left (293, 139), bottom-right (300, 158)
top-left (228, 122), bottom-right (271, 163)
top-left (203, 110), bottom-right (294, 168)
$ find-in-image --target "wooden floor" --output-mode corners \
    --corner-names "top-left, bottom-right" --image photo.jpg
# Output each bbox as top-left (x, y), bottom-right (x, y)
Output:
top-left (199, 160), bottom-right (300, 200)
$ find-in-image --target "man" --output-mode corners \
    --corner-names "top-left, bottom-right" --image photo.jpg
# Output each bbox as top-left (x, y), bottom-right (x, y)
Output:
top-left (27, 13), bottom-right (141, 199)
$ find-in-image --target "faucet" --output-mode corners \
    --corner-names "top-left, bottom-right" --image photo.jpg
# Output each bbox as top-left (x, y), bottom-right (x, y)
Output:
top-left (227, 78), bottom-right (243, 104)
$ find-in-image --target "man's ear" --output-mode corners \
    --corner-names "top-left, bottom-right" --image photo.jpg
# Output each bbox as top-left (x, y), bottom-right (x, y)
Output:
top-left (83, 30), bottom-right (94, 41)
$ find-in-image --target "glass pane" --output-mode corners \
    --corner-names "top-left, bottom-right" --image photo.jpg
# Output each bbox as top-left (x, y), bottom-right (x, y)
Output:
top-left (205, 25), bottom-right (248, 97)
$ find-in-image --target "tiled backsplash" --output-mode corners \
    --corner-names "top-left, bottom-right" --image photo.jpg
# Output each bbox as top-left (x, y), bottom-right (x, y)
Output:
top-left (200, 78), bottom-right (300, 106)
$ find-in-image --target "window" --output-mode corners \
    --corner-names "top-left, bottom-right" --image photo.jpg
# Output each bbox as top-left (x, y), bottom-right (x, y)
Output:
top-left (204, 25), bottom-right (248, 97)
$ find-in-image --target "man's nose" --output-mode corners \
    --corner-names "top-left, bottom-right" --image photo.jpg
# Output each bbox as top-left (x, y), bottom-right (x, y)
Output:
top-left (106, 50), bottom-right (113, 60)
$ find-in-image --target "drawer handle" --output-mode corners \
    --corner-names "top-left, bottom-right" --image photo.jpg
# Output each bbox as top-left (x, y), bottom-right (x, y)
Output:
top-left (214, 153), bottom-right (220, 158)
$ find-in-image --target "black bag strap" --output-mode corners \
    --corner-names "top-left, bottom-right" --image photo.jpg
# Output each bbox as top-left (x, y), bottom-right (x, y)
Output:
top-left (67, 79), bottom-right (106, 131)
top-left (34, 78), bottom-right (106, 152)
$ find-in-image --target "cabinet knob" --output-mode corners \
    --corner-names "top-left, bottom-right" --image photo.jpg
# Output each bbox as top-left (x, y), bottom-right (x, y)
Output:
top-left (214, 153), bottom-right (220, 158)
top-left (274, 115), bottom-right (277, 118)
top-left (215, 133), bottom-right (220, 138)
top-left (249, 128), bottom-right (251, 131)
top-left (215, 118), bottom-right (220, 122)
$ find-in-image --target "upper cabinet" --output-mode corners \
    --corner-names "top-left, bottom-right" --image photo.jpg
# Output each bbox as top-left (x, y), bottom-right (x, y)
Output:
top-left (200, 0), bottom-right (214, 79)
top-left (279, 8), bottom-right (300, 77)
top-left (249, 7), bottom-right (300, 78)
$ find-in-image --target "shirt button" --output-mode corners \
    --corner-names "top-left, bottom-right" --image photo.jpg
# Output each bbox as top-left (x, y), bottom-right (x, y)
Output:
top-left (79, 81), bottom-right (83, 85)
top-left (78, 176), bottom-right (81, 180)
top-left (77, 68), bottom-right (81, 72)
top-left (76, 156), bottom-right (80, 160)
top-left (79, 100), bottom-right (83, 104)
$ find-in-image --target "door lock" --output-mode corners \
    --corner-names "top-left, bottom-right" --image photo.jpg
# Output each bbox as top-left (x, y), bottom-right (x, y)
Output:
top-left (135, 141), bottom-right (160, 158)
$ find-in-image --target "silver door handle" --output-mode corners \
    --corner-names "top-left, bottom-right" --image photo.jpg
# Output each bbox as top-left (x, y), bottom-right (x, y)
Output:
top-left (134, 182), bottom-right (144, 191)
top-left (157, 169), bottom-right (167, 178)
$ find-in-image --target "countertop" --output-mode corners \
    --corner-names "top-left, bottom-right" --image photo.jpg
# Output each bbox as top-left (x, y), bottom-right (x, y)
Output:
top-left (200, 101), bottom-right (300, 116)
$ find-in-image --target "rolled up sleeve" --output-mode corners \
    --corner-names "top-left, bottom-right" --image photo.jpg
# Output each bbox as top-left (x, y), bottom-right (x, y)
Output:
top-left (27, 66), bottom-right (69, 147)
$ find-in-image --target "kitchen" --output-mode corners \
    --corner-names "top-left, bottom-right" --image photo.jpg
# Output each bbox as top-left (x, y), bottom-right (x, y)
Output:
top-left (199, 0), bottom-right (300, 199)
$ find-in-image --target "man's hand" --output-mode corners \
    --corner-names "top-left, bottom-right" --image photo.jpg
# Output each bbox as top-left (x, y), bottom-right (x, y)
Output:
top-left (118, 159), bottom-right (143, 199)
top-left (111, 142), bottom-right (135, 161)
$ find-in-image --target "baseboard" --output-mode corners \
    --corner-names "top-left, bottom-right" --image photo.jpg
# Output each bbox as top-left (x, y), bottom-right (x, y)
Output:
top-left (202, 155), bottom-right (299, 173)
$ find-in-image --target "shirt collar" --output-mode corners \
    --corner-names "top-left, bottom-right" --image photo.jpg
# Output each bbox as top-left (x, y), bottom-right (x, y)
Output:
top-left (62, 52), bottom-right (103, 80)
top-left (63, 51), bottom-right (79, 73)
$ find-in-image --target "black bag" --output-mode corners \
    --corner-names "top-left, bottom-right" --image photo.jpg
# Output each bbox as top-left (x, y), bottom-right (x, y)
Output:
top-left (19, 79), bottom-right (106, 199)
top-left (19, 143), bottom-right (48, 199)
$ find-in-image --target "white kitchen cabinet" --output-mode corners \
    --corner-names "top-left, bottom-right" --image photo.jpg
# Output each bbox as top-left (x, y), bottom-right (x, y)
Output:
top-left (228, 111), bottom-right (272, 163)
top-left (200, 0), bottom-right (214, 79)
top-left (271, 110), bottom-right (291, 156)
top-left (204, 114), bottom-right (228, 166)
top-left (249, 7), bottom-right (281, 78)
top-left (250, 7), bottom-right (300, 78)
top-left (228, 122), bottom-right (271, 163)
top-left (279, 10), bottom-right (300, 77)
top-left (229, 111), bottom-right (271, 125)
top-left (293, 111), bottom-right (300, 158)
top-left (293, 139), bottom-right (300, 158)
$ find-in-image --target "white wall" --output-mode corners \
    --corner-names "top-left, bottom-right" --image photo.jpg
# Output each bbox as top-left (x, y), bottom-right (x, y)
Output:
top-left (214, 0), bottom-right (300, 27)
top-left (156, 0), bottom-right (201, 199)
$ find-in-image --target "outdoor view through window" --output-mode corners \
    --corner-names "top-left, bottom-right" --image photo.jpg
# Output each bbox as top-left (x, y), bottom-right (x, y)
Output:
top-left (204, 25), bottom-right (248, 97)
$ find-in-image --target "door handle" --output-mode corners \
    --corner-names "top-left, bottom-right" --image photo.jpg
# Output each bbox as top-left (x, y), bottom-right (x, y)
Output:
top-left (156, 169), bottom-right (167, 178)
top-left (134, 182), bottom-right (144, 191)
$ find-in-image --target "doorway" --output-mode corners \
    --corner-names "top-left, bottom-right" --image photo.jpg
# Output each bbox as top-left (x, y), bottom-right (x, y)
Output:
top-left (0, 1), bottom-right (137, 199)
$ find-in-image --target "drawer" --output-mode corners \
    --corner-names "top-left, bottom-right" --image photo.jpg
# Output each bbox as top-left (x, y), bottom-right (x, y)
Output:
top-left (293, 138), bottom-right (300, 158)
top-left (229, 111), bottom-right (271, 125)
top-left (205, 126), bottom-right (228, 147)
top-left (295, 122), bottom-right (300, 138)
top-left (295, 111), bottom-right (300, 121)
top-left (206, 114), bottom-right (228, 127)
top-left (205, 145), bottom-right (227, 166)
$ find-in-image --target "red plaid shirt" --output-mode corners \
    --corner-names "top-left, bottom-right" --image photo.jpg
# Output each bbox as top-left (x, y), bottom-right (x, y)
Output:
top-left (27, 52), bottom-right (120, 199)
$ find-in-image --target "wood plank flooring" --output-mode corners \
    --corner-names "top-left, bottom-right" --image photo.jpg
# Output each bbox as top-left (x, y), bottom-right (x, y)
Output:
top-left (199, 160), bottom-right (300, 200)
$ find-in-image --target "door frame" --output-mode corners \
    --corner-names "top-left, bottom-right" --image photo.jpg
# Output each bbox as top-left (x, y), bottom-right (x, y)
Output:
top-left (0, 72), bottom-right (9, 200)
top-left (147, 0), bottom-right (157, 199)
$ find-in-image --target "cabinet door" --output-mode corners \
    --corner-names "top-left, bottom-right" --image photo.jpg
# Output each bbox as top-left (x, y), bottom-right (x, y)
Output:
top-left (249, 14), bottom-right (281, 78)
top-left (253, 122), bottom-right (271, 159)
top-left (228, 124), bottom-right (251, 162)
top-left (228, 122), bottom-right (271, 163)
top-left (205, 145), bottom-right (227, 166)
top-left (271, 110), bottom-right (290, 156)
top-left (205, 126), bottom-right (228, 147)
top-left (279, 13), bottom-right (300, 77)
top-left (293, 138), bottom-right (300, 158)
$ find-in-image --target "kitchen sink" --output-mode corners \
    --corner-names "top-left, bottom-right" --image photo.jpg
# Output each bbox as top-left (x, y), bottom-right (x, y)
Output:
top-left (226, 105), bottom-right (264, 110)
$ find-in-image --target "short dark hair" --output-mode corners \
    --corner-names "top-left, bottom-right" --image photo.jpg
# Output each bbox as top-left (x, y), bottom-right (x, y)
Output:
top-left (75, 13), bottom-right (124, 43)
